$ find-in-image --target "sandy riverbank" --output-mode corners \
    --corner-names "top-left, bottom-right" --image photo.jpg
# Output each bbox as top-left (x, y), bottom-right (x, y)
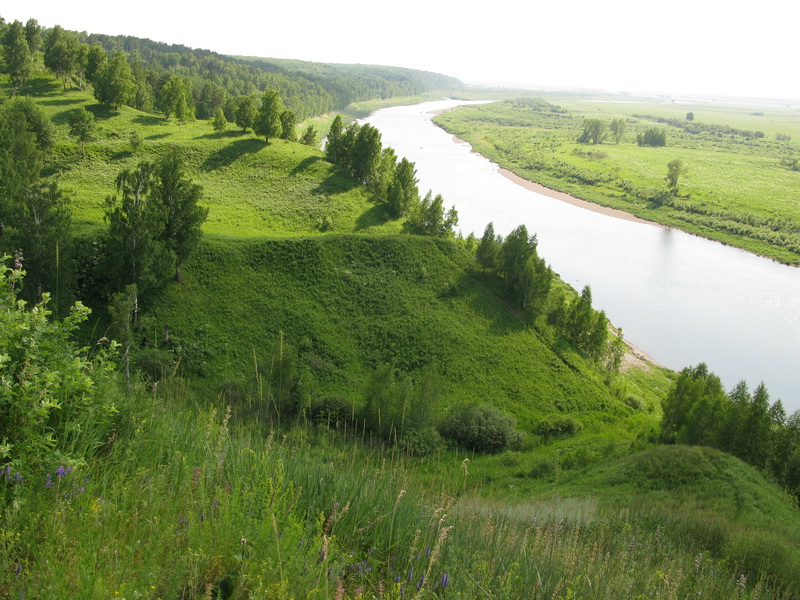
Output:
top-left (436, 117), bottom-right (661, 227)
top-left (498, 169), bottom-right (662, 227)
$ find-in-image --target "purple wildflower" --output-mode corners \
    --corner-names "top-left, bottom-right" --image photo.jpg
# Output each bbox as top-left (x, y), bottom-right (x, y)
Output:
top-left (13, 250), bottom-right (23, 271)
top-left (440, 573), bottom-right (448, 588)
top-left (417, 576), bottom-right (424, 591)
top-left (395, 576), bottom-right (401, 584)
top-left (15, 564), bottom-right (21, 576)
top-left (45, 473), bottom-right (52, 488)
top-left (408, 567), bottom-right (413, 582)
top-left (55, 465), bottom-right (66, 479)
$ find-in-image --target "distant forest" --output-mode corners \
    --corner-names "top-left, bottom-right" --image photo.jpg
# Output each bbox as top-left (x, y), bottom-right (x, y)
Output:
top-left (1, 16), bottom-right (463, 120)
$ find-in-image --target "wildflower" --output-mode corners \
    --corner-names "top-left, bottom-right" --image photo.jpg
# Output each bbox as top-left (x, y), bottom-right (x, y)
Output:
top-left (55, 465), bottom-right (66, 479)
top-left (4, 466), bottom-right (10, 479)
top-left (416, 577), bottom-right (424, 591)
top-left (737, 573), bottom-right (747, 591)
top-left (694, 552), bottom-right (703, 574)
top-left (45, 473), bottom-right (52, 489)
top-left (15, 564), bottom-right (21, 576)
top-left (440, 573), bottom-right (448, 588)
top-left (13, 250), bottom-right (23, 271)
top-left (333, 579), bottom-right (345, 600)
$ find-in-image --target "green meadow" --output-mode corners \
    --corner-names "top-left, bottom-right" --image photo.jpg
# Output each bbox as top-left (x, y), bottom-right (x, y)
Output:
top-left (433, 97), bottom-right (800, 264)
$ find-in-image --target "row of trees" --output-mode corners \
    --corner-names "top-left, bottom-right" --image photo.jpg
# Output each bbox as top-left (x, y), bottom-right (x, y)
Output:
top-left (475, 223), bottom-right (621, 366)
top-left (325, 115), bottom-right (458, 236)
top-left (660, 364), bottom-right (800, 504)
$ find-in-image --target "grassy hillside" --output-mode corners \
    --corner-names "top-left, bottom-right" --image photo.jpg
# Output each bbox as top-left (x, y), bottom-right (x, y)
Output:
top-left (147, 234), bottom-right (663, 429)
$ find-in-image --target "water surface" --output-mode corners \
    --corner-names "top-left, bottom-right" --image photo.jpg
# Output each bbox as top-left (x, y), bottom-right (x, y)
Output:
top-left (365, 99), bottom-right (800, 411)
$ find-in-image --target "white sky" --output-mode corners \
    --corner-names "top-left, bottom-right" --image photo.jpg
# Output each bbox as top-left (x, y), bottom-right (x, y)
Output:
top-left (3, 0), bottom-right (799, 100)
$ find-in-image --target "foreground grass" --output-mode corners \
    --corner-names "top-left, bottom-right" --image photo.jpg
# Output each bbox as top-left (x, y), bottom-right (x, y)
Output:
top-left (2, 379), bottom-right (798, 599)
top-left (433, 98), bottom-right (800, 264)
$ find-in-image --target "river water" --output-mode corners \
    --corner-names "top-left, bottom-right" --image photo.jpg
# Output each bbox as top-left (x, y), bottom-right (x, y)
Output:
top-left (364, 99), bottom-right (800, 412)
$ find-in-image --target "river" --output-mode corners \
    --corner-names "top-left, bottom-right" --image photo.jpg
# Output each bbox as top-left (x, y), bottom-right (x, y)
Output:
top-left (364, 99), bottom-right (800, 412)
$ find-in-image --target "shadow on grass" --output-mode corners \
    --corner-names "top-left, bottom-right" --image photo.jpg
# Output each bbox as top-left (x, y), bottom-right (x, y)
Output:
top-left (201, 138), bottom-right (263, 171)
top-left (197, 130), bottom-right (248, 140)
top-left (20, 78), bottom-right (61, 97)
top-left (354, 204), bottom-right (391, 230)
top-left (134, 114), bottom-right (164, 127)
top-left (146, 133), bottom-right (173, 140)
top-left (40, 98), bottom-right (84, 107)
top-left (462, 270), bottom-right (527, 336)
top-left (313, 171), bottom-right (358, 195)
top-left (290, 155), bottom-right (323, 176)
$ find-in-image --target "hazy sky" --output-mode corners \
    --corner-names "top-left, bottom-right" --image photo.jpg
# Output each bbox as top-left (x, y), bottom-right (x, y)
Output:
top-left (4, 0), bottom-right (799, 100)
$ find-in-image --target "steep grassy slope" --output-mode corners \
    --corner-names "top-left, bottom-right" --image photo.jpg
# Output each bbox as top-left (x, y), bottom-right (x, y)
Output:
top-left (147, 234), bottom-right (660, 432)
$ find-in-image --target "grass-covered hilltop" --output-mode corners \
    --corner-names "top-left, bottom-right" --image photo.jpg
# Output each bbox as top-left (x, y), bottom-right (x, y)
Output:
top-left (2, 15), bottom-right (800, 599)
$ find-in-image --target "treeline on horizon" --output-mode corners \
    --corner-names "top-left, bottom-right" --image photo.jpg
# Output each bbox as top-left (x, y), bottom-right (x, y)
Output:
top-left (0, 15), bottom-right (463, 121)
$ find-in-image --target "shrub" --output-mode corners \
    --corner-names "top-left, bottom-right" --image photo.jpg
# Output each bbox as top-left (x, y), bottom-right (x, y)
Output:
top-left (534, 415), bottom-right (583, 439)
top-left (636, 128), bottom-right (667, 147)
top-left (308, 395), bottom-right (353, 428)
top-left (623, 395), bottom-right (645, 411)
top-left (398, 426), bottom-right (443, 457)
top-left (439, 403), bottom-right (521, 453)
top-left (133, 348), bottom-right (174, 381)
top-left (0, 259), bottom-right (117, 472)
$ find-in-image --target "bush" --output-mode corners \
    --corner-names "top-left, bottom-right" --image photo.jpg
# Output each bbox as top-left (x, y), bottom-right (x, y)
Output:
top-left (398, 426), bottom-right (443, 457)
top-left (308, 395), bottom-right (353, 428)
top-left (636, 128), bottom-right (667, 147)
top-left (439, 403), bottom-right (521, 453)
top-left (133, 348), bottom-right (174, 381)
top-left (623, 395), bottom-right (645, 411)
top-left (0, 260), bottom-right (117, 472)
top-left (534, 415), bottom-right (583, 439)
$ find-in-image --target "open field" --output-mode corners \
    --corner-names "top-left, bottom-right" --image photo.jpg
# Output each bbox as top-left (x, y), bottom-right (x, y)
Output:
top-left (433, 97), bottom-right (800, 264)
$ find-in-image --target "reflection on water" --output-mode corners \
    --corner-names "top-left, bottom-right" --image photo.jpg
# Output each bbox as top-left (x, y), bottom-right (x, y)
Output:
top-left (365, 100), bottom-right (800, 411)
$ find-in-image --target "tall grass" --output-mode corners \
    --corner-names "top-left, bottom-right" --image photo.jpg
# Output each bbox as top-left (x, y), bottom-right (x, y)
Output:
top-left (2, 378), bottom-right (795, 599)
